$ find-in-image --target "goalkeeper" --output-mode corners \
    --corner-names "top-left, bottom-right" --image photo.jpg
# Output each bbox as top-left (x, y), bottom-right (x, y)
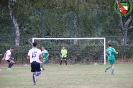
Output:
top-left (40, 46), bottom-right (49, 70)
top-left (60, 46), bottom-right (67, 65)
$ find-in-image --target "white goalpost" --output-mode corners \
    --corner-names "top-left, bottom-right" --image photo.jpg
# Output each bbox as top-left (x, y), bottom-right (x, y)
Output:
top-left (32, 37), bottom-right (106, 64)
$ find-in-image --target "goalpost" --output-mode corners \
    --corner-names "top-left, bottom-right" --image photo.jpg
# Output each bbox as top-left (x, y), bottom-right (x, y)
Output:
top-left (32, 37), bottom-right (106, 64)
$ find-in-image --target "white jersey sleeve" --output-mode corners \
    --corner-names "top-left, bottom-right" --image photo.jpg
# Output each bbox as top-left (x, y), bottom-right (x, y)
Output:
top-left (5, 50), bottom-right (11, 60)
top-left (28, 48), bottom-right (42, 63)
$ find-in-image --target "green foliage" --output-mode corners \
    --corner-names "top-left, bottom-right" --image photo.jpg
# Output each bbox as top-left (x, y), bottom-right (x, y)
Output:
top-left (0, 9), bottom-right (12, 36)
top-left (13, 0), bottom-right (116, 10)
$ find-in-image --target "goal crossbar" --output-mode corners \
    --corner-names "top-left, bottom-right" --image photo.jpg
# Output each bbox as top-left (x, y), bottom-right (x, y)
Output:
top-left (32, 37), bottom-right (106, 64)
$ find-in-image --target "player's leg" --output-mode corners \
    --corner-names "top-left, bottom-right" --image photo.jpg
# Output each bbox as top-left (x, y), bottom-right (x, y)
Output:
top-left (110, 60), bottom-right (115, 75)
top-left (32, 62), bottom-right (41, 85)
top-left (64, 58), bottom-right (67, 65)
top-left (9, 59), bottom-right (15, 69)
top-left (36, 62), bottom-right (41, 76)
top-left (41, 58), bottom-right (48, 70)
top-left (40, 64), bottom-right (44, 70)
top-left (111, 64), bottom-right (115, 75)
top-left (60, 59), bottom-right (63, 65)
top-left (7, 60), bottom-right (12, 70)
top-left (105, 65), bottom-right (111, 72)
top-left (45, 58), bottom-right (49, 63)
top-left (111, 60), bottom-right (115, 75)
top-left (32, 72), bottom-right (36, 85)
top-left (40, 61), bottom-right (44, 70)
top-left (31, 61), bottom-right (36, 85)
top-left (105, 60), bottom-right (112, 72)
top-left (7, 59), bottom-right (15, 70)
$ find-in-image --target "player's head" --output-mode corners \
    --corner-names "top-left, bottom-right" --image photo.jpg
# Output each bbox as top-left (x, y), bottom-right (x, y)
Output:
top-left (41, 46), bottom-right (45, 50)
top-left (10, 47), bottom-right (14, 51)
top-left (108, 40), bottom-right (112, 47)
top-left (62, 46), bottom-right (65, 49)
top-left (33, 42), bottom-right (37, 47)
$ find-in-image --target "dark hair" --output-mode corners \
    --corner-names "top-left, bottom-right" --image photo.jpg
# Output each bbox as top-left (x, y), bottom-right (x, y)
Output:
top-left (42, 46), bottom-right (44, 48)
top-left (33, 42), bottom-right (37, 47)
top-left (108, 42), bottom-right (112, 47)
top-left (42, 46), bottom-right (46, 49)
top-left (108, 40), bottom-right (112, 47)
top-left (10, 47), bottom-right (14, 49)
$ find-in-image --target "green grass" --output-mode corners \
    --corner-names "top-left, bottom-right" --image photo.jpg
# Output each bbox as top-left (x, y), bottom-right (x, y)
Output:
top-left (0, 64), bottom-right (133, 88)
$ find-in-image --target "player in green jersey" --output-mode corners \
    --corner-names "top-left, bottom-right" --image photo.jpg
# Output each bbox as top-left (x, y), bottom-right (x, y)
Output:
top-left (105, 41), bottom-right (118, 75)
top-left (60, 46), bottom-right (67, 65)
top-left (40, 46), bottom-right (49, 70)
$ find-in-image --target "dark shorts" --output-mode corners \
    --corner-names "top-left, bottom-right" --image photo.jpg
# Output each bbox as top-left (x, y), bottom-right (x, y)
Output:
top-left (61, 57), bottom-right (67, 60)
top-left (31, 61), bottom-right (41, 72)
top-left (7, 58), bottom-right (12, 63)
top-left (108, 60), bottom-right (116, 65)
top-left (7, 59), bottom-right (11, 63)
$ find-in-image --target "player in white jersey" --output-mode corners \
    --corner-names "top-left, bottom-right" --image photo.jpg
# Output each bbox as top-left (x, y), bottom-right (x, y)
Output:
top-left (27, 42), bottom-right (42, 85)
top-left (2, 47), bottom-right (15, 70)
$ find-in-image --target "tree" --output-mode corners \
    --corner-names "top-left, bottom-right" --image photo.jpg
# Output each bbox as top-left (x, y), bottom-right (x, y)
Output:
top-left (116, 0), bottom-right (133, 46)
top-left (0, 0), bottom-right (20, 46)
top-left (8, 0), bottom-right (20, 46)
top-left (0, 0), bottom-right (133, 46)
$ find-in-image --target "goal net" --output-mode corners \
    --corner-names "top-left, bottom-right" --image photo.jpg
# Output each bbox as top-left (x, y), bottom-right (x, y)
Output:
top-left (32, 38), bottom-right (106, 64)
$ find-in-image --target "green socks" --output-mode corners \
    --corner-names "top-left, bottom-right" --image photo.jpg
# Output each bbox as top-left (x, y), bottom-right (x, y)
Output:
top-left (40, 64), bottom-right (44, 69)
top-left (111, 69), bottom-right (114, 75)
top-left (105, 66), bottom-right (111, 72)
top-left (106, 66), bottom-right (111, 70)
top-left (105, 66), bottom-right (114, 75)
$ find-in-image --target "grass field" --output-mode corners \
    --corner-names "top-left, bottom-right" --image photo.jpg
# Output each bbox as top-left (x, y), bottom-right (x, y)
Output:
top-left (0, 64), bottom-right (133, 88)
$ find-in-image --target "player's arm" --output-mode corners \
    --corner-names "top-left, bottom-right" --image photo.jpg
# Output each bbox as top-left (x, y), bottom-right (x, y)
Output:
top-left (10, 54), bottom-right (14, 60)
top-left (27, 53), bottom-right (31, 60)
top-left (39, 53), bottom-right (42, 59)
top-left (27, 55), bottom-right (30, 59)
top-left (115, 52), bottom-right (118, 54)
top-left (105, 49), bottom-right (108, 56)
top-left (113, 48), bottom-right (118, 54)
top-left (65, 50), bottom-right (67, 55)
top-left (106, 52), bottom-right (108, 56)
top-left (2, 53), bottom-right (6, 60)
top-left (61, 50), bottom-right (62, 55)
top-left (60, 50), bottom-right (63, 58)
top-left (46, 51), bottom-right (49, 58)
top-left (27, 50), bottom-right (30, 60)
top-left (47, 54), bottom-right (49, 58)
top-left (39, 49), bottom-right (42, 61)
top-left (114, 49), bottom-right (118, 54)
top-left (39, 53), bottom-right (43, 64)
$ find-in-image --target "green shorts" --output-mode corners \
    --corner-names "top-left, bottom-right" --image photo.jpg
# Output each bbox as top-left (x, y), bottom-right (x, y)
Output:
top-left (108, 60), bottom-right (115, 64)
top-left (43, 58), bottom-right (48, 63)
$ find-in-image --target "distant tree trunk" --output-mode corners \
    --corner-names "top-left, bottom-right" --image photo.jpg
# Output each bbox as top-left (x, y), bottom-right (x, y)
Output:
top-left (120, 16), bottom-right (132, 45)
top-left (120, 17), bottom-right (125, 45)
top-left (8, 0), bottom-right (20, 46)
top-left (116, 0), bottom-right (132, 45)
top-left (73, 15), bottom-right (78, 45)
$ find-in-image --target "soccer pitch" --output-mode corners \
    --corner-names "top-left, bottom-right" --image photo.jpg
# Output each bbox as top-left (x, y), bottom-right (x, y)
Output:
top-left (0, 64), bottom-right (133, 88)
